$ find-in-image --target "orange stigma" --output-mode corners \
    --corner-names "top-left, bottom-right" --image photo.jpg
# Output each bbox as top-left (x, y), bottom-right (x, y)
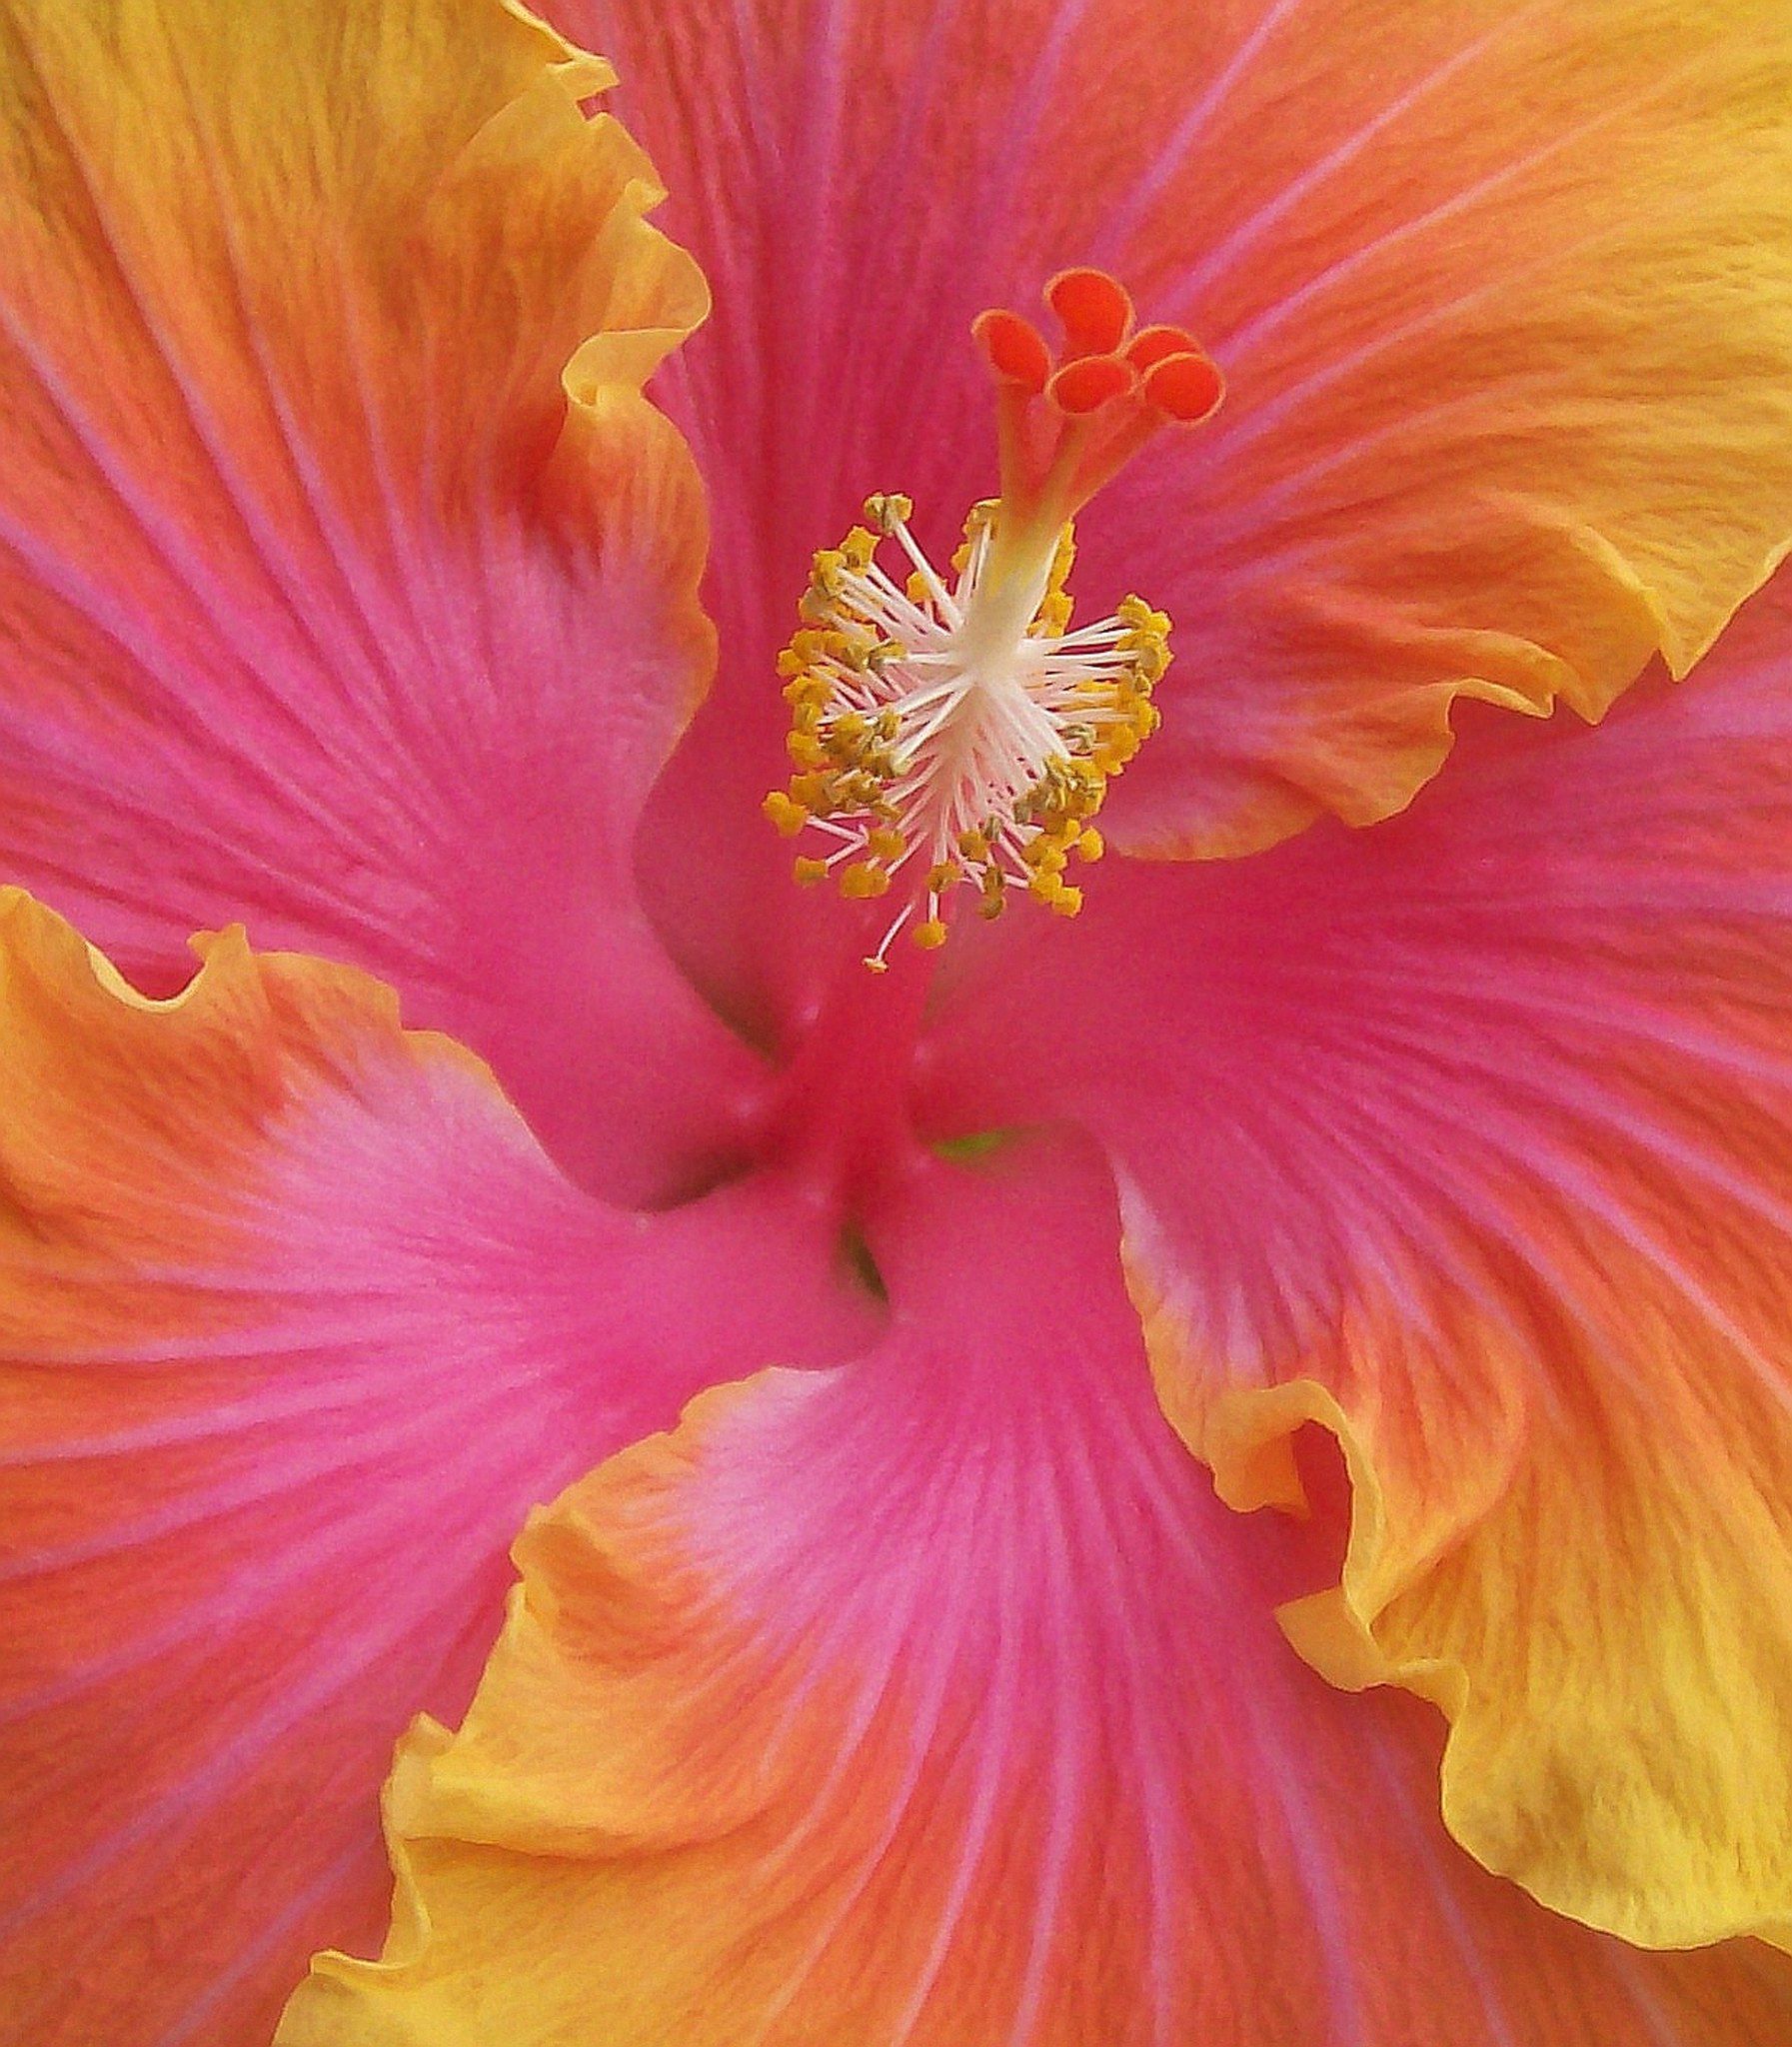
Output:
top-left (972, 268), bottom-right (1223, 567)
top-left (765, 270), bottom-right (1221, 972)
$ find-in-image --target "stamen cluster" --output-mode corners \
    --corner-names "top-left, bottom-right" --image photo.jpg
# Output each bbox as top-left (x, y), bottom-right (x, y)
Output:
top-left (762, 493), bottom-right (1169, 970)
top-left (764, 269), bottom-right (1218, 973)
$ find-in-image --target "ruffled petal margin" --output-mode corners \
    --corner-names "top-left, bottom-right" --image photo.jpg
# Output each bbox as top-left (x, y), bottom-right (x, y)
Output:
top-left (280, 1147), bottom-right (1792, 2046)
top-left (1098, 0), bottom-right (1792, 858)
top-left (0, 0), bottom-right (743, 1201)
top-left (921, 575), bottom-right (1792, 1950)
top-left (0, 892), bottom-right (873, 2046)
top-left (569, 0), bottom-right (1792, 1039)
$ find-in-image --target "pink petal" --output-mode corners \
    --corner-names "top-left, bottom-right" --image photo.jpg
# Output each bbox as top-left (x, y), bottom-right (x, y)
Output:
top-left (0, 893), bottom-right (875, 2045)
top-left (919, 572), bottom-right (1792, 1947)
top-left (568, 0), bottom-right (1792, 1030)
top-left (283, 1142), bottom-right (1792, 2043)
top-left (0, 0), bottom-right (749, 1202)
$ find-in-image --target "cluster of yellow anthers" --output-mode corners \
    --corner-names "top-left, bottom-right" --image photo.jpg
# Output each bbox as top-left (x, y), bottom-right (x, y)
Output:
top-left (764, 267), bottom-right (1218, 972)
top-left (762, 491), bottom-right (1171, 971)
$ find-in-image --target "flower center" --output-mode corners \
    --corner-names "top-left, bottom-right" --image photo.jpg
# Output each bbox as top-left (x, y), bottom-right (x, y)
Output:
top-left (765, 269), bottom-right (1223, 973)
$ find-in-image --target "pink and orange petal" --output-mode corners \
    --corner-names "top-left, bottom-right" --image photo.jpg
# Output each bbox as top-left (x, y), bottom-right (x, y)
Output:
top-left (0, 891), bottom-right (875, 2044)
top-left (280, 1151), bottom-right (1792, 2045)
top-left (922, 572), bottom-right (1792, 1952)
top-left (0, 0), bottom-right (742, 1204)
top-left (602, 0), bottom-right (1792, 1037)
top-left (3, 0), bottom-right (1792, 2035)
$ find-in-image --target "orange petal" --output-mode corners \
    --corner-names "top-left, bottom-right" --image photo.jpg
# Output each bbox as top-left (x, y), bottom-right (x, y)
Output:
top-left (1098, 0), bottom-right (1792, 855)
top-left (589, 0), bottom-right (1792, 1026)
top-left (0, 0), bottom-right (744, 1202)
top-left (0, 890), bottom-right (874, 2045)
top-left (921, 572), bottom-right (1792, 1951)
top-left (282, 1150), bottom-right (1792, 2045)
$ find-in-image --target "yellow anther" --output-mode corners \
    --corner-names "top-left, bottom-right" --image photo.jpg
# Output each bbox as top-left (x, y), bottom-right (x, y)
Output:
top-left (763, 790), bottom-right (810, 837)
top-left (1116, 595), bottom-right (1166, 633)
top-left (1031, 590), bottom-right (1073, 636)
top-left (926, 862), bottom-right (959, 894)
top-left (1048, 526), bottom-right (1076, 590)
top-left (1076, 827), bottom-right (1105, 863)
top-left (1028, 870), bottom-right (1078, 909)
top-left (913, 919), bottom-right (948, 950)
top-left (950, 503), bottom-right (994, 577)
top-left (1049, 887), bottom-right (1083, 918)
top-left (864, 492), bottom-right (913, 533)
top-left (793, 856), bottom-right (830, 886)
top-left (787, 730), bottom-right (828, 769)
top-left (840, 862), bottom-right (892, 900)
top-left (779, 631), bottom-right (829, 676)
top-left (867, 825), bottom-right (906, 862)
top-left (957, 828), bottom-right (990, 862)
top-left (842, 526), bottom-right (878, 572)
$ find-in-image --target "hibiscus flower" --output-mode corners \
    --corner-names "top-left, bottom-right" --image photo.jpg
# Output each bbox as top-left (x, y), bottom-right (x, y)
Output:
top-left (4, 0), bottom-right (1792, 2042)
